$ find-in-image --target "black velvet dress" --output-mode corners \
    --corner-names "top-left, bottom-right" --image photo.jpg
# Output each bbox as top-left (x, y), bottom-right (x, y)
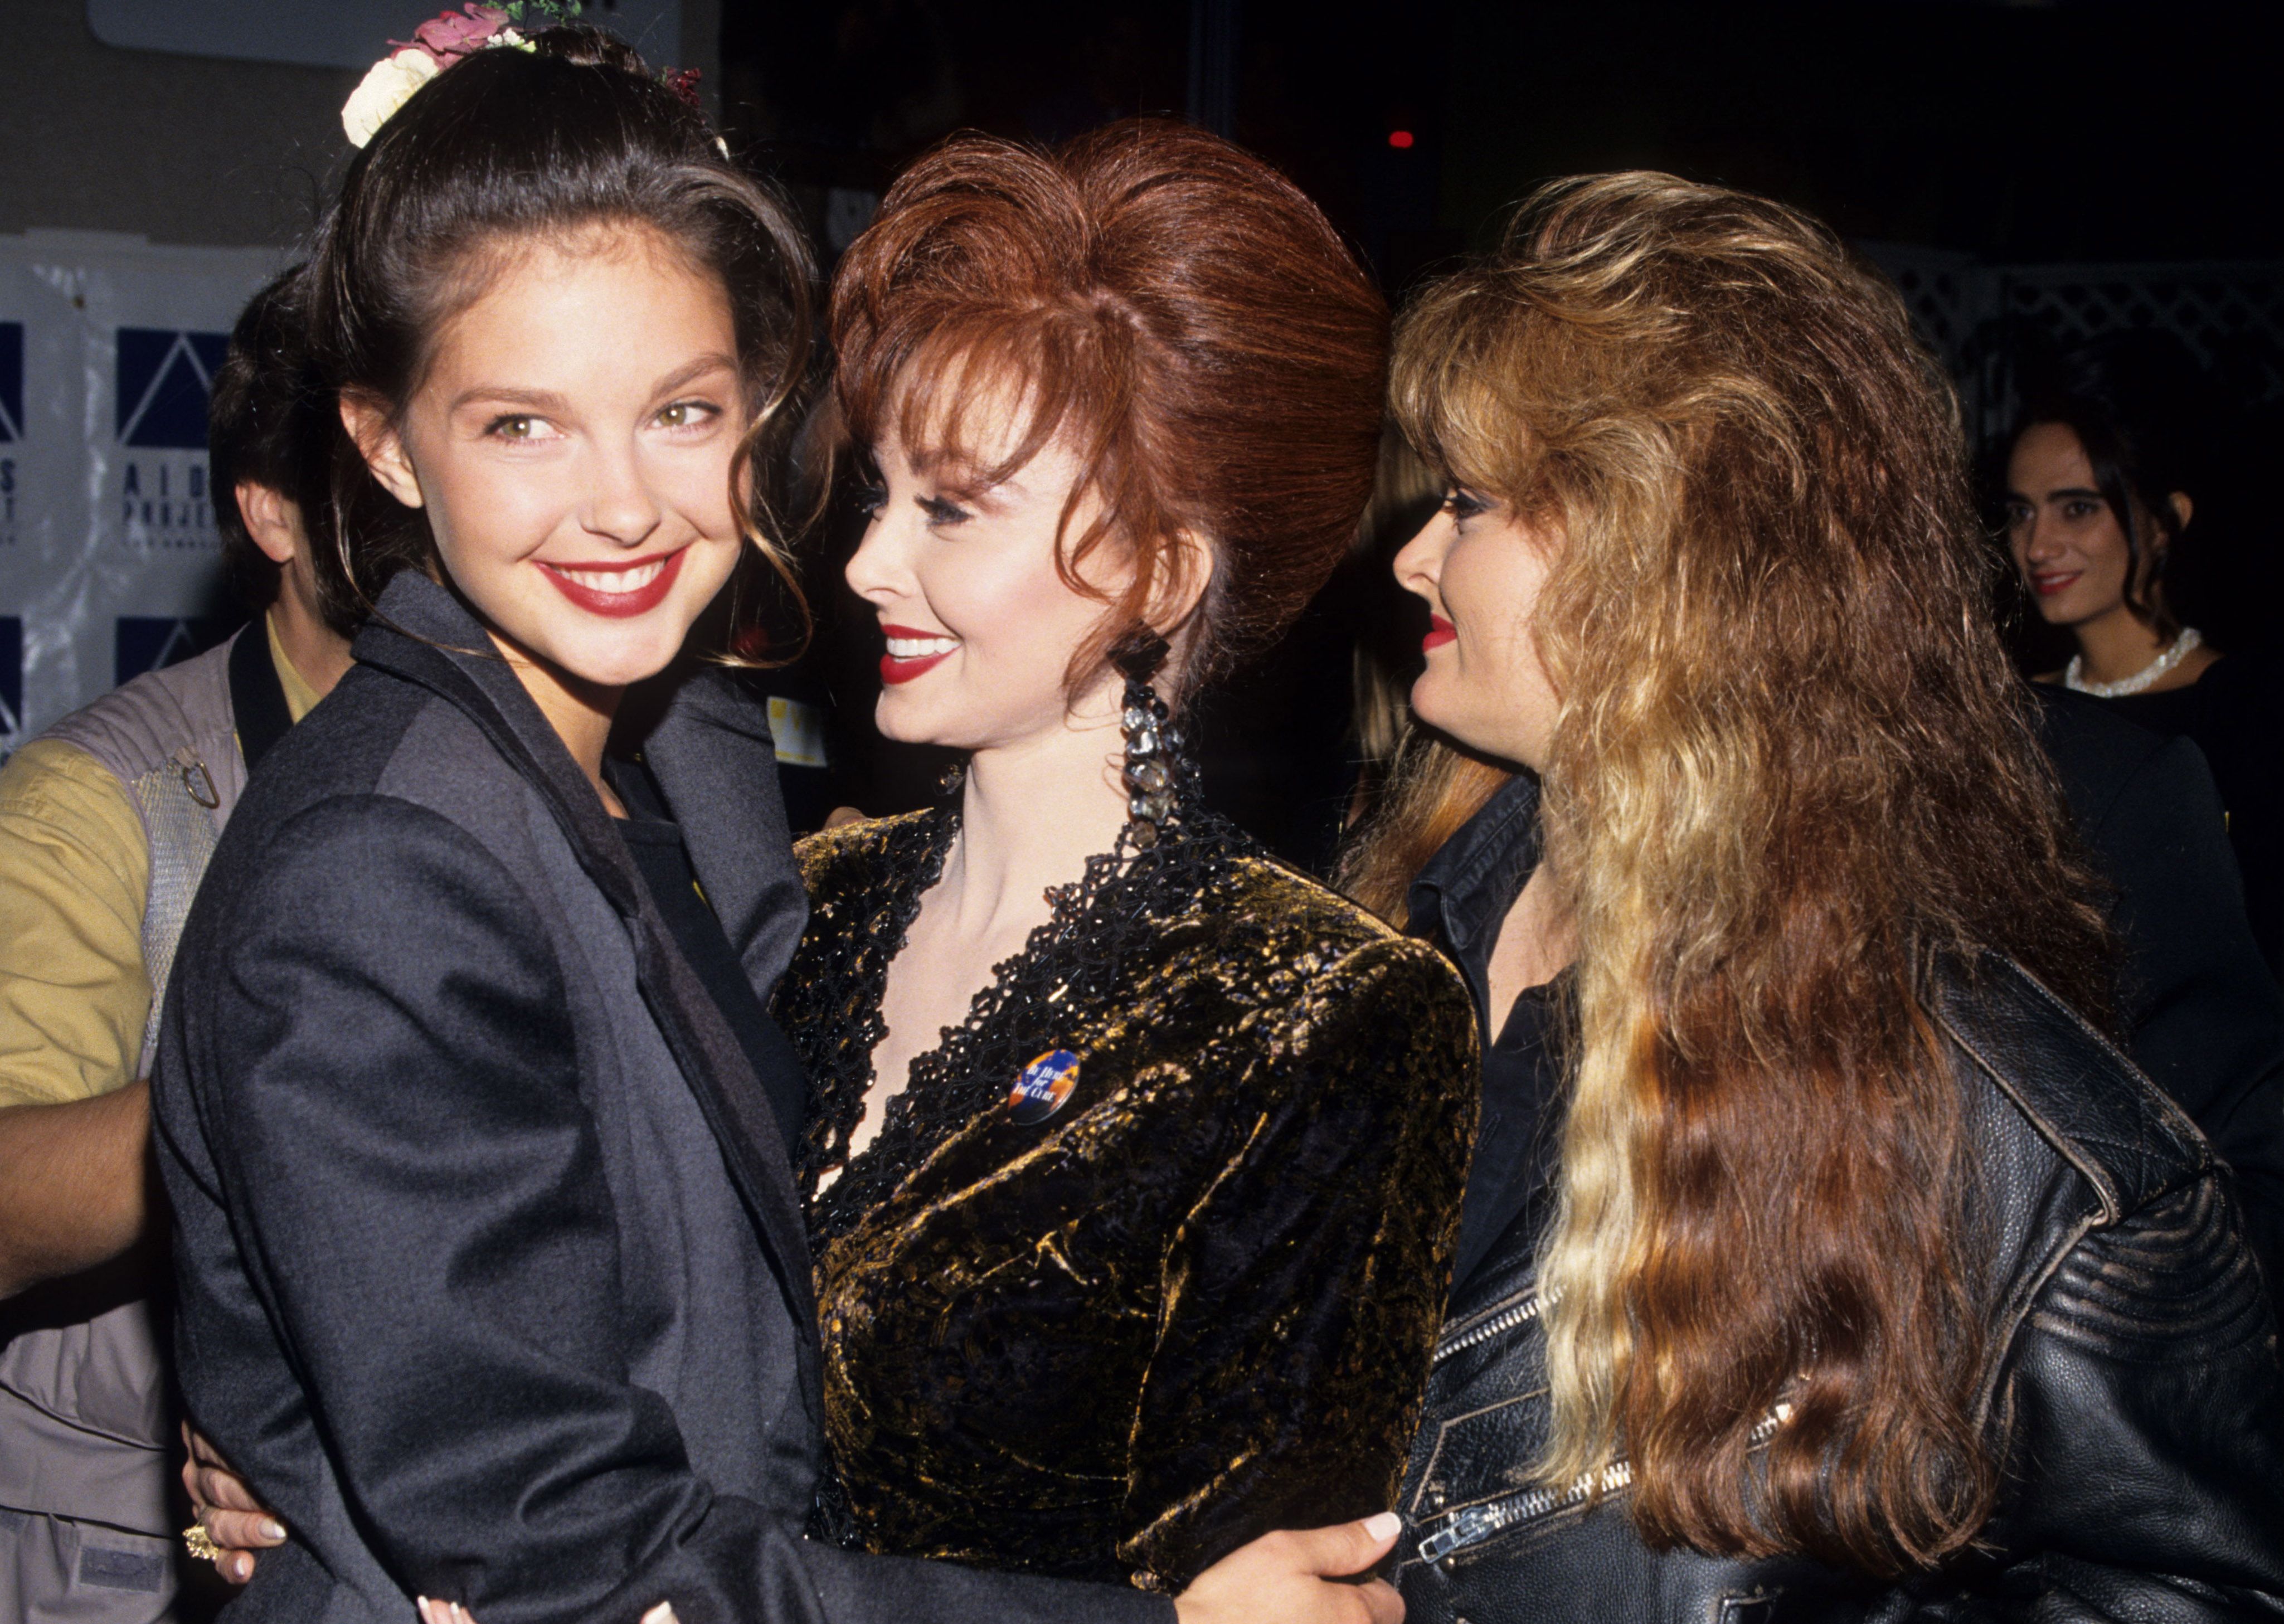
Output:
top-left (772, 806), bottom-right (1479, 1592)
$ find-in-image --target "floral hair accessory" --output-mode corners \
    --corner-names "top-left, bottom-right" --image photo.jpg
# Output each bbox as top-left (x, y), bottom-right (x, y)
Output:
top-left (395, 4), bottom-right (517, 65)
top-left (342, 2), bottom-right (721, 155)
top-left (342, 3), bottom-right (581, 148)
top-left (342, 49), bottom-right (443, 148)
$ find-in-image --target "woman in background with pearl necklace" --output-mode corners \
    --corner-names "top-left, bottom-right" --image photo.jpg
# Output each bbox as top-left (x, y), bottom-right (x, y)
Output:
top-left (2004, 330), bottom-right (2284, 978)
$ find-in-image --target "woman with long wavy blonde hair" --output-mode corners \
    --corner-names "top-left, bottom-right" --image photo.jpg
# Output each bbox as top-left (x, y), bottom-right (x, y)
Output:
top-left (1347, 172), bottom-right (2284, 1622)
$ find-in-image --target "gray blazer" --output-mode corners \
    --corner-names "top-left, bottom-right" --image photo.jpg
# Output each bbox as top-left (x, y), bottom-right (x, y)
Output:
top-left (151, 573), bottom-right (1168, 1624)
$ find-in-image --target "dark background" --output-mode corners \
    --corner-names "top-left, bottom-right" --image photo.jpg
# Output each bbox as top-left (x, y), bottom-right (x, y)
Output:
top-left (723, 1), bottom-right (2284, 283)
top-left (717, 0), bottom-right (2284, 859)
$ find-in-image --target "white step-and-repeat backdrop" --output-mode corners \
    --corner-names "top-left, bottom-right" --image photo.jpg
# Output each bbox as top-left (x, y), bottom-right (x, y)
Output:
top-left (0, 231), bottom-right (282, 755)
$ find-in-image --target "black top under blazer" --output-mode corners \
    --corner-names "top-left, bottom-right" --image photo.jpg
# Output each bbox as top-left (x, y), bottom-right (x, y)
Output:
top-left (150, 574), bottom-right (1169, 1624)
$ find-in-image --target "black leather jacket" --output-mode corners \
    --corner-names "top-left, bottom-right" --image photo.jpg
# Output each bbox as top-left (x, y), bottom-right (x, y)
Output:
top-left (1398, 780), bottom-right (2284, 1623)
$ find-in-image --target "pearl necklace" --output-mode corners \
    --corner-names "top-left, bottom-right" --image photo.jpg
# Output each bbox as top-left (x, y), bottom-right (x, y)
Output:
top-left (2065, 626), bottom-right (2204, 698)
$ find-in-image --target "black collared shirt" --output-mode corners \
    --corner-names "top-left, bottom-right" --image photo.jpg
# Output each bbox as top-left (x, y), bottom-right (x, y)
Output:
top-left (1405, 771), bottom-right (1570, 1297)
top-left (610, 756), bottom-right (810, 1155)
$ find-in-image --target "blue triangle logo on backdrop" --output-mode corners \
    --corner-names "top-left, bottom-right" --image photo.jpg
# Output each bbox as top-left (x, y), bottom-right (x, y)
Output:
top-left (115, 616), bottom-right (234, 686)
top-left (115, 328), bottom-right (229, 450)
top-left (0, 619), bottom-right (22, 741)
top-left (0, 324), bottom-right (21, 445)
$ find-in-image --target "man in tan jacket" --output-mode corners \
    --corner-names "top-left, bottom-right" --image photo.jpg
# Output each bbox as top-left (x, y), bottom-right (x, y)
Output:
top-left (0, 270), bottom-right (351, 1623)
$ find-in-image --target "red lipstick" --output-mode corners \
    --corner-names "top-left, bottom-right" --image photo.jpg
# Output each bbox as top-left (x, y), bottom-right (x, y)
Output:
top-left (2030, 570), bottom-right (2082, 598)
top-left (537, 548), bottom-right (687, 619)
top-left (1423, 614), bottom-right (1457, 652)
top-left (879, 622), bottom-right (958, 685)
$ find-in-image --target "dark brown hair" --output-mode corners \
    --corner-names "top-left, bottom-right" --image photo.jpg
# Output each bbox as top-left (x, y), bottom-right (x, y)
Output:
top-left (303, 25), bottom-right (814, 642)
top-left (1344, 173), bottom-right (2115, 1574)
top-left (830, 118), bottom-right (1388, 691)
top-left (210, 266), bottom-right (336, 621)
top-left (2009, 330), bottom-right (2215, 640)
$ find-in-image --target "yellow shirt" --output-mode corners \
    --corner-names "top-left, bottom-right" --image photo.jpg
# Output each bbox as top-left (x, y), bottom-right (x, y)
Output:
top-left (268, 611), bottom-right (325, 723)
top-left (0, 617), bottom-right (320, 1108)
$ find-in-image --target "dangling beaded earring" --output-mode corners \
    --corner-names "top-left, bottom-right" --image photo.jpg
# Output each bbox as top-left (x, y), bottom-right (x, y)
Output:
top-left (1114, 631), bottom-right (1178, 850)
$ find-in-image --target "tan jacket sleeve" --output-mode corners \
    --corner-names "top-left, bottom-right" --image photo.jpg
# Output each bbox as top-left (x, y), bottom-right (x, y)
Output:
top-left (0, 740), bottom-right (151, 1107)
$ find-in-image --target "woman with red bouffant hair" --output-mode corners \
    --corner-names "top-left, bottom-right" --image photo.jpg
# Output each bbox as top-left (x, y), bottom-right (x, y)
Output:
top-left (769, 119), bottom-right (1479, 1592)
top-left (1343, 172), bottom-right (2284, 1622)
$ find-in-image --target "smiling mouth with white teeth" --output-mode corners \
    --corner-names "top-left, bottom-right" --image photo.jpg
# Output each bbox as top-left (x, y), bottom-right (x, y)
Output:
top-left (557, 560), bottom-right (668, 592)
top-left (537, 547), bottom-right (688, 618)
top-left (885, 634), bottom-right (959, 659)
top-left (879, 623), bottom-right (961, 684)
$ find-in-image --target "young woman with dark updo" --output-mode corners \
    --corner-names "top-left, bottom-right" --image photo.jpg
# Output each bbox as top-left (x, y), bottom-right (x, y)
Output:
top-left (153, 23), bottom-right (1420, 1624)
top-left (1344, 172), bottom-right (2284, 1623)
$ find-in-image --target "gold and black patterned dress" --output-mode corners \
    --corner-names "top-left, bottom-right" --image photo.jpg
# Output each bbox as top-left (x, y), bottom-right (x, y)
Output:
top-left (772, 804), bottom-right (1480, 1592)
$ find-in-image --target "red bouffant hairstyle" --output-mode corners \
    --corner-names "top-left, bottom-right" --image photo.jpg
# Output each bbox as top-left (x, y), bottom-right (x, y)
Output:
top-left (831, 118), bottom-right (1388, 690)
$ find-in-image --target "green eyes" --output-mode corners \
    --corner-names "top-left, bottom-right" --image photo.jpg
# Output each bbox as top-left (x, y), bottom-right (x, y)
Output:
top-left (483, 402), bottom-right (716, 441)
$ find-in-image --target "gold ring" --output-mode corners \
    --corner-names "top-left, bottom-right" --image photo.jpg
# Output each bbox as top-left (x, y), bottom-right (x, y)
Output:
top-left (184, 1522), bottom-right (222, 1564)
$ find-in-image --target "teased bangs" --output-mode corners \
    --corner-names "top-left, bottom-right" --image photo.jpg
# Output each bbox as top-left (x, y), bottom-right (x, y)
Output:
top-left (844, 307), bottom-right (1114, 493)
top-left (1390, 279), bottom-right (1546, 506)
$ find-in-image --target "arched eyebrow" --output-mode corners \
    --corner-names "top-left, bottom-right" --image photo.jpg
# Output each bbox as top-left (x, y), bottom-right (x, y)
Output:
top-left (448, 353), bottom-right (737, 417)
top-left (898, 448), bottom-right (1035, 507)
top-left (644, 352), bottom-right (740, 403)
top-left (450, 383), bottom-right (571, 416)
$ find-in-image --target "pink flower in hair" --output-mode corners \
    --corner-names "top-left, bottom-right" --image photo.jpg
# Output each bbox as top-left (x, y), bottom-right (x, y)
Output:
top-left (394, 5), bottom-right (513, 66)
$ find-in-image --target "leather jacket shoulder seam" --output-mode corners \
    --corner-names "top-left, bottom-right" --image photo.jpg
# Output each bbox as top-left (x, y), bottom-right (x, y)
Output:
top-left (1974, 1208), bottom-right (2101, 1430)
top-left (1935, 1006), bottom-right (2120, 1224)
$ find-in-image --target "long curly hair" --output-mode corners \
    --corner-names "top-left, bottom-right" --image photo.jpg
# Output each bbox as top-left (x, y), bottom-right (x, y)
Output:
top-left (1343, 173), bottom-right (2115, 1573)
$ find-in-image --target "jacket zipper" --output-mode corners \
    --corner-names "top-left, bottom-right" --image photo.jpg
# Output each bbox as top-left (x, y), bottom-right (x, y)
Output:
top-left (1415, 1407), bottom-right (1789, 1564)
top-left (1433, 1286), bottom-right (1556, 1365)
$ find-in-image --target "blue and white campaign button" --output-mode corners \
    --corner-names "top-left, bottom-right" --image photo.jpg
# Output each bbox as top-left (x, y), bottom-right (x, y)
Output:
top-left (1007, 1048), bottom-right (1082, 1126)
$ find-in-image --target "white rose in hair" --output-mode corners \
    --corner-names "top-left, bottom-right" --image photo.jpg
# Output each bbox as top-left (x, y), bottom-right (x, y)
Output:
top-left (342, 50), bottom-right (441, 148)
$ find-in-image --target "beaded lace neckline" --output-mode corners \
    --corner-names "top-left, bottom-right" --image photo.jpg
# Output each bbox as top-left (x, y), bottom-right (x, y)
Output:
top-left (794, 782), bottom-right (1251, 1246)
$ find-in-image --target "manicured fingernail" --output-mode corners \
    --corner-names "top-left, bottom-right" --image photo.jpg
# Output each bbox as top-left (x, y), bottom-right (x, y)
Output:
top-left (1363, 1511), bottom-right (1401, 1542)
top-left (641, 1604), bottom-right (681, 1624)
top-left (231, 1554), bottom-right (253, 1582)
top-left (260, 1518), bottom-right (286, 1541)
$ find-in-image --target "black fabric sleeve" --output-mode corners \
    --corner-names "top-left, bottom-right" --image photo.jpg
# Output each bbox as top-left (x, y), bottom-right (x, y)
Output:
top-left (193, 796), bottom-right (1167, 1624)
top-left (2096, 737), bottom-right (2284, 1291)
top-left (1120, 935), bottom-right (1479, 1589)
